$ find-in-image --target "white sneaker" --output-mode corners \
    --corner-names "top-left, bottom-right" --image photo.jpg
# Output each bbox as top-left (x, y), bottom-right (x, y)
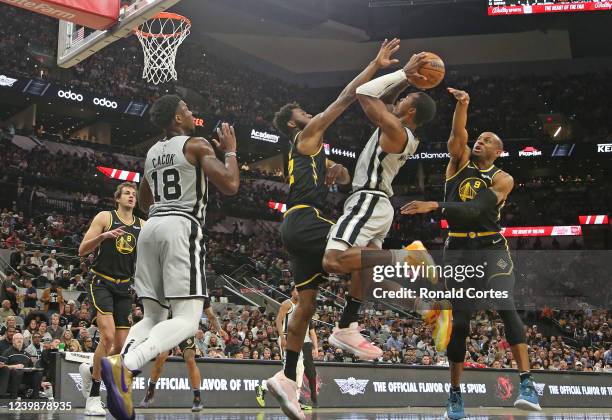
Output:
top-left (266, 370), bottom-right (305, 420)
top-left (79, 363), bottom-right (93, 399)
top-left (84, 396), bottom-right (106, 416)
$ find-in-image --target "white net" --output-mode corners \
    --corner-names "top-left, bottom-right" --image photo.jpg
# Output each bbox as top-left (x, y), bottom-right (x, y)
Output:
top-left (135, 12), bottom-right (191, 85)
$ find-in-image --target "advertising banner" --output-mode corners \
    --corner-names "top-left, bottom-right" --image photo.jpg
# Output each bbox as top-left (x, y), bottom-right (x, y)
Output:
top-left (57, 355), bottom-right (612, 408)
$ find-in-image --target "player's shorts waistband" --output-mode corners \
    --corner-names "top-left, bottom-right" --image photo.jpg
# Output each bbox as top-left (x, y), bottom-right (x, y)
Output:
top-left (350, 188), bottom-right (390, 199)
top-left (91, 269), bottom-right (132, 284)
top-left (448, 231), bottom-right (500, 239)
top-left (149, 210), bottom-right (202, 226)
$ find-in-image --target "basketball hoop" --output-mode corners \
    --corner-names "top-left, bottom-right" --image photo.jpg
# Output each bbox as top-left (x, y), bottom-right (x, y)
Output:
top-left (135, 12), bottom-right (191, 85)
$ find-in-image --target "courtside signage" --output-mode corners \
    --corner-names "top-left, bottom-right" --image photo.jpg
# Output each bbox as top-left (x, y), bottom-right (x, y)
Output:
top-left (518, 146), bottom-right (542, 157)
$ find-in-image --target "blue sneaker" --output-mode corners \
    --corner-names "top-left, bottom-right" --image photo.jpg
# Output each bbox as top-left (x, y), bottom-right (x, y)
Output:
top-left (514, 378), bottom-right (542, 411)
top-left (445, 390), bottom-right (467, 419)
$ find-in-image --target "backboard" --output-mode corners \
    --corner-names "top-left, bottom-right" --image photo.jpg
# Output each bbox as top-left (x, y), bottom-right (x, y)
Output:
top-left (57, 0), bottom-right (183, 68)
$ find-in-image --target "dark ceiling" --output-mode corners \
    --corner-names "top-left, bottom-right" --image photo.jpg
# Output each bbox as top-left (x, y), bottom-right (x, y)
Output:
top-left (177, 0), bottom-right (612, 57)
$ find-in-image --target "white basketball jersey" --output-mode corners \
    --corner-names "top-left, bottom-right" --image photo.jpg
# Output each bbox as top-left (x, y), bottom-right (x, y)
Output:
top-left (145, 135), bottom-right (208, 222)
top-left (351, 127), bottom-right (419, 197)
top-left (283, 300), bottom-right (311, 342)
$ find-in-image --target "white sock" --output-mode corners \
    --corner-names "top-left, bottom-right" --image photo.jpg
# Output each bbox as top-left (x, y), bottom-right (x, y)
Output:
top-left (124, 299), bottom-right (203, 371)
top-left (261, 380), bottom-right (267, 391)
top-left (121, 299), bottom-right (168, 355)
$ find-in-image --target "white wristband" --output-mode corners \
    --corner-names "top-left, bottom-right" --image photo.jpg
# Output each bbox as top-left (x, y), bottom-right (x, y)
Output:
top-left (225, 152), bottom-right (237, 158)
top-left (356, 69), bottom-right (407, 98)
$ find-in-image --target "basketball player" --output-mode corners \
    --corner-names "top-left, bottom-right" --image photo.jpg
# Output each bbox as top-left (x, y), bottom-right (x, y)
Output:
top-left (100, 95), bottom-right (239, 420)
top-left (140, 296), bottom-right (227, 412)
top-left (78, 182), bottom-right (141, 416)
top-left (401, 87), bottom-right (541, 418)
top-left (256, 285), bottom-right (318, 409)
top-left (321, 53), bottom-right (444, 360)
top-left (265, 40), bottom-right (404, 419)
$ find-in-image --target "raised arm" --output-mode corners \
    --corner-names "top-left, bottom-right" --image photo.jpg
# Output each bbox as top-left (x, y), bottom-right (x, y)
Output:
top-left (357, 52), bottom-right (428, 154)
top-left (446, 88), bottom-right (471, 176)
top-left (296, 39), bottom-right (401, 155)
top-left (188, 123), bottom-right (240, 196)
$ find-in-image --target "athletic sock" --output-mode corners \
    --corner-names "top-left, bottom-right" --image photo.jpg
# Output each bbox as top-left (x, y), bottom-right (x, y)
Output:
top-left (284, 350), bottom-right (300, 382)
top-left (451, 386), bottom-right (461, 394)
top-left (148, 379), bottom-right (157, 390)
top-left (338, 295), bottom-right (362, 329)
top-left (261, 380), bottom-right (268, 391)
top-left (90, 379), bottom-right (101, 397)
top-left (193, 389), bottom-right (201, 400)
top-left (519, 371), bottom-right (533, 382)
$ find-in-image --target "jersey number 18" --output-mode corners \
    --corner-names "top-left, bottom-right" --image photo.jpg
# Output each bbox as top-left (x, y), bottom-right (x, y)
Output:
top-left (151, 168), bottom-right (182, 201)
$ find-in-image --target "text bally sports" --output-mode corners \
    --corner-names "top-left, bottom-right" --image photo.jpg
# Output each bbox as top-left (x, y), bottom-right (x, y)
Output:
top-left (57, 89), bottom-right (83, 102)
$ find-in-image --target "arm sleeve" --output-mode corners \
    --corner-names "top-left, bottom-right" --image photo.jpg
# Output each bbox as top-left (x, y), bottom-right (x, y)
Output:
top-left (355, 70), bottom-right (407, 98)
top-left (438, 188), bottom-right (497, 219)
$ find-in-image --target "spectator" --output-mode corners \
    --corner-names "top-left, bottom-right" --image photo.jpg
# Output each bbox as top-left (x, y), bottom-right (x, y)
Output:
top-left (40, 280), bottom-right (64, 315)
top-left (9, 243), bottom-right (27, 273)
top-left (41, 259), bottom-right (56, 284)
top-left (22, 318), bottom-right (38, 347)
top-left (0, 277), bottom-right (19, 315)
top-left (60, 330), bottom-right (80, 352)
top-left (0, 300), bottom-right (15, 324)
top-left (21, 278), bottom-right (38, 315)
top-left (0, 327), bottom-right (16, 354)
top-left (47, 313), bottom-right (64, 341)
top-left (386, 330), bottom-right (403, 352)
top-left (25, 333), bottom-right (43, 362)
top-left (2, 333), bottom-right (43, 399)
top-left (38, 322), bottom-right (52, 343)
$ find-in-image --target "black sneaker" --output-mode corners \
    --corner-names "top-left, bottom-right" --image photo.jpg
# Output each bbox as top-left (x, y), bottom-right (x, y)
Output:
top-left (192, 397), bottom-right (204, 412)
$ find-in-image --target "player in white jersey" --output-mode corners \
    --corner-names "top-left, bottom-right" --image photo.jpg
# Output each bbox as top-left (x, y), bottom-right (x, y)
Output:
top-left (256, 285), bottom-right (318, 409)
top-left (100, 95), bottom-right (239, 420)
top-left (321, 53), bottom-right (443, 360)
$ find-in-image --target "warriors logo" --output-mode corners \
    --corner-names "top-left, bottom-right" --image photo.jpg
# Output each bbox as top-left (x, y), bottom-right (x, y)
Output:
top-left (458, 177), bottom-right (487, 202)
top-left (115, 233), bottom-right (136, 254)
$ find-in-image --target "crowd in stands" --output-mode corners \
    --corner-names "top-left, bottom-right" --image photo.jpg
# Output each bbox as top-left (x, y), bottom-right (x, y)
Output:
top-left (2, 3), bottom-right (612, 149)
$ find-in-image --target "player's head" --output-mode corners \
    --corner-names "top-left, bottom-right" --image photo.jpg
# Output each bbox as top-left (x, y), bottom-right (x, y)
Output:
top-left (114, 182), bottom-right (137, 210)
top-left (150, 94), bottom-right (195, 134)
top-left (394, 92), bottom-right (436, 128)
top-left (472, 132), bottom-right (503, 161)
top-left (290, 284), bottom-right (299, 300)
top-left (273, 102), bottom-right (311, 139)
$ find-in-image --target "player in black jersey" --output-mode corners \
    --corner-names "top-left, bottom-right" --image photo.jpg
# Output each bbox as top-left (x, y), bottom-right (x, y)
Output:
top-left (402, 88), bottom-right (541, 418)
top-left (265, 40), bottom-right (402, 419)
top-left (77, 182), bottom-right (141, 416)
top-left (139, 296), bottom-right (226, 412)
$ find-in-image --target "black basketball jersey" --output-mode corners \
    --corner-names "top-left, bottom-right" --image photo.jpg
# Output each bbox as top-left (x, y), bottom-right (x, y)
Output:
top-left (444, 161), bottom-right (505, 232)
top-left (91, 210), bottom-right (142, 280)
top-left (286, 131), bottom-right (328, 210)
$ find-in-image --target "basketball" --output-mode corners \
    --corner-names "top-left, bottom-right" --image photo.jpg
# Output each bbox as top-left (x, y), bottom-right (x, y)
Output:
top-left (412, 52), bottom-right (445, 89)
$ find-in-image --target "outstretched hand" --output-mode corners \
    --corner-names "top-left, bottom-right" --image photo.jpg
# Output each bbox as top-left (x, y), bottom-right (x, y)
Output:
top-left (374, 38), bottom-right (401, 69)
top-left (448, 88), bottom-right (470, 105)
top-left (211, 122), bottom-right (237, 154)
top-left (400, 200), bottom-right (438, 215)
top-left (403, 52), bottom-right (429, 86)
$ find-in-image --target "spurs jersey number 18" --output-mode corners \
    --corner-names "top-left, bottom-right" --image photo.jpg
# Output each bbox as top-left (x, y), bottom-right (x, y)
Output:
top-left (145, 135), bottom-right (208, 223)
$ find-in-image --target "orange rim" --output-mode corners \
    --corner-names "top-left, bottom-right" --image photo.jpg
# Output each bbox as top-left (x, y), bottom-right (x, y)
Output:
top-left (134, 12), bottom-right (191, 39)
